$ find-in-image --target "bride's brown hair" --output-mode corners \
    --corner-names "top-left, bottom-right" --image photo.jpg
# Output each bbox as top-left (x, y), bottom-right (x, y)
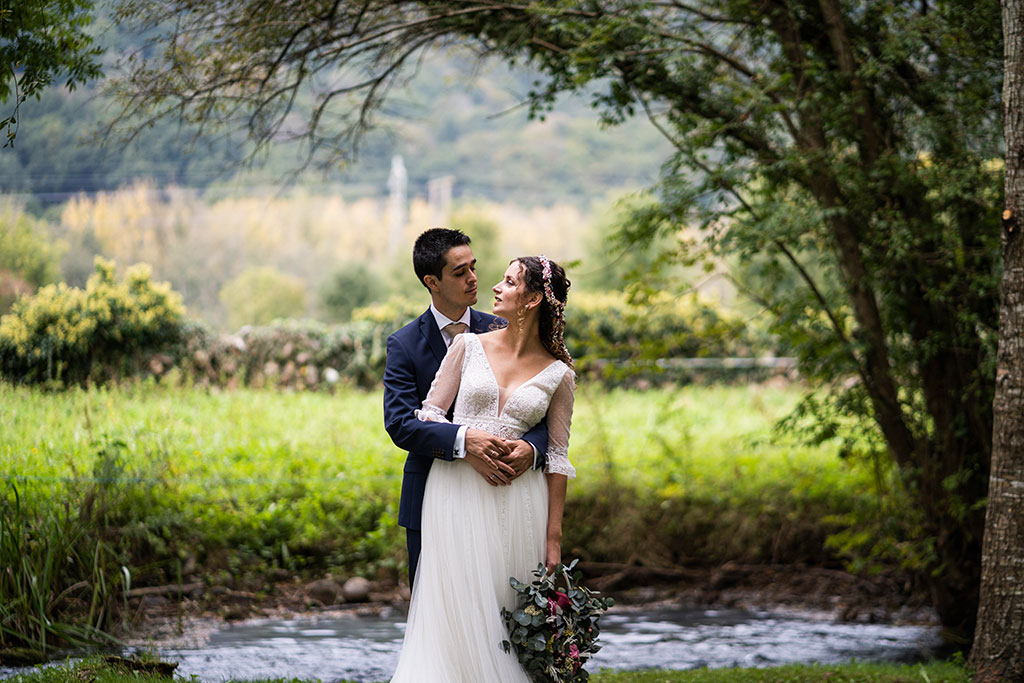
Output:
top-left (514, 256), bottom-right (573, 369)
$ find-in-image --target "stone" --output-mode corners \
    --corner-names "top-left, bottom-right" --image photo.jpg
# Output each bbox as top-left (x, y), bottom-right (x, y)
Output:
top-left (281, 361), bottom-right (297, 384)
top-left (225, 335), bottom-right (246, 352)
top-left (140, 594), bottom-right (169, 609)
top-left (342, 576), bottom-right (371, 602)
top-left (324, 367), bottom-right (341, 384)
top-left (307, 578), bottom-right (342, 605)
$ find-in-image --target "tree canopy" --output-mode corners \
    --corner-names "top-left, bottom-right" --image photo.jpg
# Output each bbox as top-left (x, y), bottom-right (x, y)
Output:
top-left (1, 0), bottom-right (102, 146)
top-left (111, 0), bottom-right (1004, 643)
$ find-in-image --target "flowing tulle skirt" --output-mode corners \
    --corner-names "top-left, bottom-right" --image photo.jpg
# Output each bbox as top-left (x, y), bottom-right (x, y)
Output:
top-left (391, 460), bottom-right (548, 682)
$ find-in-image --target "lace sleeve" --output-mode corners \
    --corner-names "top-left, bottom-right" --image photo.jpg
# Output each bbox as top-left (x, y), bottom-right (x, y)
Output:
top-left (544, 368), bottom-right (577, 478)
top-left (414, 334), bottom-right (467, 423)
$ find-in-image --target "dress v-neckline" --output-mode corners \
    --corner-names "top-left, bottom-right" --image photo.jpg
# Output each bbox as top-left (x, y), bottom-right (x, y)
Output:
top-left (470, 334), bottom-right (561, 417)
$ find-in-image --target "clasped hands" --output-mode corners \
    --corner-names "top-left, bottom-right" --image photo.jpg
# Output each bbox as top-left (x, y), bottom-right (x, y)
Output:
top-left (464, 428), bottom-right (533, 486)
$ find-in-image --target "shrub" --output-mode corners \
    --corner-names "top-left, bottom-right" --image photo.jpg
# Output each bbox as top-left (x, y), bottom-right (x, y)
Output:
top-left (0, 258), bottom-right (185, 385)
top-left (565, 291), bottom-right (779, 385)
top-left (320, 262), bottom-right (386, 322)
top-left (219, 266), bottom-right (307, 329)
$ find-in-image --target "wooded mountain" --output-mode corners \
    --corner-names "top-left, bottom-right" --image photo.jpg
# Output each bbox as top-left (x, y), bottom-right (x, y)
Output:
top-left (0, 23), bottom-right (669, 207)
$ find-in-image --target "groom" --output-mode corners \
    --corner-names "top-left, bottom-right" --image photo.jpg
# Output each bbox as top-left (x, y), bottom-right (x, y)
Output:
top-left (383, 228), bottom-right (549, 588)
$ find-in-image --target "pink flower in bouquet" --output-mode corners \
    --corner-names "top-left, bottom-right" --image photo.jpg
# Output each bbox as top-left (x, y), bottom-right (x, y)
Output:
top-left (548, 591), bottom-right (572, 616)
top-left (569, 643), bottom-right (580, 660)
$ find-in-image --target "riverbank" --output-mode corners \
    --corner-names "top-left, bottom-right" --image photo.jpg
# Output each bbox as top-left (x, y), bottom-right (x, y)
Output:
top-left (2, 382), bottom-right (928, 665)
top-left (118, 560), bottom-right (936, 654)
top-left (1, 562), bottom-right (946, 681)
top-left (2, 655), bottom-right (970, 682)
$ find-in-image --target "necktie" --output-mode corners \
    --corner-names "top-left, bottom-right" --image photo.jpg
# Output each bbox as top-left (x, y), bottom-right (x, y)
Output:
top-left (443, 322), bottom-right (468, 345)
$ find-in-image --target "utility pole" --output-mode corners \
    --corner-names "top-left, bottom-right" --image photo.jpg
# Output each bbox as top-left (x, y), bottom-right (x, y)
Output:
top-left (387, 155), bottom-right (407, 256)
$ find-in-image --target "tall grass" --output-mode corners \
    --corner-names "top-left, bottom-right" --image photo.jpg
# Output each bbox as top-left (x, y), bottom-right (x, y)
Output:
top-left (0, 483), bottom-right (124, 664)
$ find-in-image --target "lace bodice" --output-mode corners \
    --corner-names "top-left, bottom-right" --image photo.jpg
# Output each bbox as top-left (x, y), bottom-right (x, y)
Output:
top-left (415, 333), bottom-right (576, 478)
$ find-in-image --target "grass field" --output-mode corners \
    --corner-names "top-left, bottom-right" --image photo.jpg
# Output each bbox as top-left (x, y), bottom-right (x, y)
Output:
top-left (1, 381), bottom-right (894, 582)
top-left (3, 657), bottom-right (970, 683)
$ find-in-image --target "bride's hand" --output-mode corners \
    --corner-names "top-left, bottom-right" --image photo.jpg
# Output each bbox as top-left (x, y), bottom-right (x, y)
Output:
top-left (501, 439), bottom-right (535, 479)
top-left (545, 538), bottom-right (561, 574)
top-left (465, 429), bottom-right (515, 486)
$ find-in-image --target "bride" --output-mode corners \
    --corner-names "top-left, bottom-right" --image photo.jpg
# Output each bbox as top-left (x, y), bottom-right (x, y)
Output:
top-left (390, 255), bottom-right (576, 683)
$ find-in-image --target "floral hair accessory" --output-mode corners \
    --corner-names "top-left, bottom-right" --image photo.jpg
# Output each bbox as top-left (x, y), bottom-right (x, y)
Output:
top-left (538, 254), bottom-right (564, 310)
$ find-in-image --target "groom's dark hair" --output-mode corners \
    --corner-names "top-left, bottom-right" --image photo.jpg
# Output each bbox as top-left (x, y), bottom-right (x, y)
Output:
top-left (413, 228), bottom-right (472, 289)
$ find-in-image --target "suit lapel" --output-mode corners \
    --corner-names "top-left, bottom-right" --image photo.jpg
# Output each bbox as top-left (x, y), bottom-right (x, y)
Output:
top-left (470, 308), bottom-right (496, 334)
top-left (419, 310), bottom-right (447, 364)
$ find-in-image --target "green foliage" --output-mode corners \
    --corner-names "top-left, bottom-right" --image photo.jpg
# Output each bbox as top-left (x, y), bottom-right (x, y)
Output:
top-left (219, 267), bottom-right (306, 329)
top-left (351, 296), bottom-right (427, 327)
top-left (0, 468), bottom-right (130, 664)
top-left (566, 291), bottom-right (775, 384)
top-left (0, 258), bottom-right (185, 385)
top-left (1, 382), bottom-right (908, 591)
top-left (0, 0), bottom-right (102, 146)
top-left (319, 263), bottom-right (385, 323)
top-left (0, 206), bottom-right (65, 313)
top-left (577, 194), bottom-right (685, 293)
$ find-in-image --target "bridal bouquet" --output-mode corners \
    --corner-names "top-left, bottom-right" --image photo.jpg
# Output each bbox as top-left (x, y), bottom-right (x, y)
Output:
top-left (501, 559), bottom-right (614, 682)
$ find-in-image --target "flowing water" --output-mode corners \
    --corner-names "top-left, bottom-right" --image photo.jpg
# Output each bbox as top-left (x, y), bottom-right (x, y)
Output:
top-left (81, 606), bottom-right (943, 682)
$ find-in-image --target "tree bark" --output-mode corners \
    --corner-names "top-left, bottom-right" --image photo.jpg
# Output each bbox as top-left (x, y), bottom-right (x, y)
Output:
top-left (970, 0), bottom-right (1024, 678)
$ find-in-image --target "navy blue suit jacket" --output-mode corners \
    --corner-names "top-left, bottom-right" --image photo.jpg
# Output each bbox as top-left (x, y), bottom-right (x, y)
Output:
top-left (383, 307), bottom-right (549, 530)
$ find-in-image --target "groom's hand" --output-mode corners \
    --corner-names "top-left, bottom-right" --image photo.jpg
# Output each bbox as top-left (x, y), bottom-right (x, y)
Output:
top-left (465, 429), bottom-right (515, 486)
top-left (502, 440), bottom-right (535, 480)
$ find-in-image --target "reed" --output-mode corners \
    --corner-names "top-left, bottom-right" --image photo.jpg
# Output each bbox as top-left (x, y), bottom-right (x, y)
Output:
top-left (0, 482), bottom-right (124, 664)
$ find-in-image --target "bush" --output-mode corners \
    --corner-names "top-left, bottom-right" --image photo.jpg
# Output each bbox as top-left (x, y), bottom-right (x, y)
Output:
top-left (320, 262), bottom-right (386, 322)
top-left (0, 258), bottom-right (185, 386)
top-left (219, 266), bottom-right (307, 329)
top-left (565, 291), bottom-right (779, 385)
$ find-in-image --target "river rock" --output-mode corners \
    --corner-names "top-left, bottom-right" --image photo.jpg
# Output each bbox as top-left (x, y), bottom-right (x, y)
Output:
top-left (342, 577), bottom-right (371, 602)
top-left (307, 578), bottom-right (342, 605)
top-left (324, 367), bottom-right (340, 384)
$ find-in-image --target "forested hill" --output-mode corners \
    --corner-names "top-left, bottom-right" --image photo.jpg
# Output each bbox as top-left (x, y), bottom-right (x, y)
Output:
top-left (1, 21), bottom-right (671, 207)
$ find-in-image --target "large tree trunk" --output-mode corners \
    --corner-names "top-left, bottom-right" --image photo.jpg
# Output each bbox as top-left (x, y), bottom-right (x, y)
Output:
top-left (970, 0), bottom-right (1024, 678)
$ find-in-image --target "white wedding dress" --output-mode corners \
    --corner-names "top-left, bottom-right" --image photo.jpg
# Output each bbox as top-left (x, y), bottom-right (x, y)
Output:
top-left (391, 332), bottom-right (576, 683)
